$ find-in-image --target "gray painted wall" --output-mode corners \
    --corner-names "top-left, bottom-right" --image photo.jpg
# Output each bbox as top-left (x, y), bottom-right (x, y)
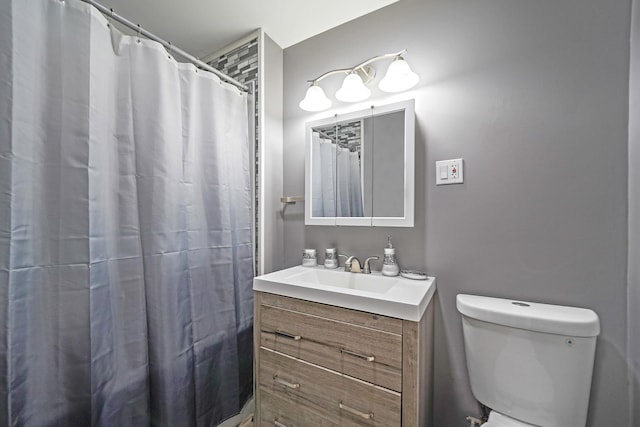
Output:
top-left (261, 33), bottom-right (284, 274)
top-left (629, 0), bottom-right (640, 423)
top-left (282, 0), bottom-right (632, 425)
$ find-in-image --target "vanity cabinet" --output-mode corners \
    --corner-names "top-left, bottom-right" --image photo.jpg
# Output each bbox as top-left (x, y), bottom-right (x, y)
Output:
top-left (254, 291), bottom-right (434, 427)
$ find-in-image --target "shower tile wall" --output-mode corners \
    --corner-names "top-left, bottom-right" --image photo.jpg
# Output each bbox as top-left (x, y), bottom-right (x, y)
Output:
top-left (320, 121), bottom-right (361, 146)
top-left (208, 39), bottom-right (260, 273)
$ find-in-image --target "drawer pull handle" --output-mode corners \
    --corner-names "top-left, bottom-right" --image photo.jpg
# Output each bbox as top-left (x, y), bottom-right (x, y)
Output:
top-left (339, 401), bottom-right (374, 420)
top-left (274, 418), bottom-right (291, 427)
top-left (273, 375), bottom-right (300, 389)
top-left (340, 348), bottom-right (375, 362)
top-left (275, 330), bottom-right (301, 341)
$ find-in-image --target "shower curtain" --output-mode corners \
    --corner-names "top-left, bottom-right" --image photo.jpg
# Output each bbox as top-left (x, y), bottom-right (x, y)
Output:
top-left (311, 133), bottom-right (363, 217)
top-left (0, 1), bottom-right (254, 426)
top-left (336, 147), bottom-right (364, 218)
top-left (311, 133), bottom-right (336, 217)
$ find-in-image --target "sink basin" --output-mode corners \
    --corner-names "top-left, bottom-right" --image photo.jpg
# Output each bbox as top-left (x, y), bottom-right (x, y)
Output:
top-left (253, 265), bottom-right (436, 321)
top-left (283, 267), bottom-right (402, 294)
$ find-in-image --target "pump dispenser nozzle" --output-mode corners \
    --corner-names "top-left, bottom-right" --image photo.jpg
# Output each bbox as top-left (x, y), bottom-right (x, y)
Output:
top-left (386, 235), bottom-right (393, 249)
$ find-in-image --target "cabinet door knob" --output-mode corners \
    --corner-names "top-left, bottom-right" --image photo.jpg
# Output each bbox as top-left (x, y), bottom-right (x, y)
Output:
top-left (340, 347), bottom-right (375, 362)
top-left (275, 329), bottom-right (301, 341)
top-left (339, 401), bottom-right (374, 420)
top-left (273, 375), bottom-right (300, 389)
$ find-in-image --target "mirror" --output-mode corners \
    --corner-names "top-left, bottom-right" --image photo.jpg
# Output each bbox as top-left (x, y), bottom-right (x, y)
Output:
top-left (304, 99), bottom-right (415, 226)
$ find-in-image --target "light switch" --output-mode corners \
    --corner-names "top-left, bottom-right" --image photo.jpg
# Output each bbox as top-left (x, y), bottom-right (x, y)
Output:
top-left (436, 158), bottom-right (464, 185)
top-left (439, 165), bottom-right (448, 180)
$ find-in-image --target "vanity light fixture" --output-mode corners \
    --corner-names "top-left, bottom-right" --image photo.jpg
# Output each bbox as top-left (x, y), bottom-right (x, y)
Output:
top-left (299, 84), bottom-right (332, 112)
top-left (335, 72), bottom-right (371, 103)
top-left (299, 49), bottom-right (419, 112)
top-left (379, 56), bottom-right (420, 93)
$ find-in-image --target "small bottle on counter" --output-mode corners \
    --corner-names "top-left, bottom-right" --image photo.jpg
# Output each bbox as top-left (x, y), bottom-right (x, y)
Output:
top-left (381, 235), bottom-right (400, 277)
top-left (302, 248), bottom-right (317, 267)
top-left (324, 248), bottom-right (338, 269)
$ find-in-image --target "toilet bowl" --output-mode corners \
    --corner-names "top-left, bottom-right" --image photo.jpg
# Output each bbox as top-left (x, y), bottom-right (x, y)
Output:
top-left (483, 411), bottom-right (537, 427)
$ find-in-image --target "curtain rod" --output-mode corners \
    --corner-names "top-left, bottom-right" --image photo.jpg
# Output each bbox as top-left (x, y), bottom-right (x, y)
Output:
top-left (80, 0), bottom-right (249, 92)
top-left (315, 130), bottom-right (336, 142)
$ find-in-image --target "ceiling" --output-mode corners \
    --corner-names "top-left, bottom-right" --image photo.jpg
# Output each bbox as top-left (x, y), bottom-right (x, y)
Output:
top-left (95, 0), bottom-right (398, 58)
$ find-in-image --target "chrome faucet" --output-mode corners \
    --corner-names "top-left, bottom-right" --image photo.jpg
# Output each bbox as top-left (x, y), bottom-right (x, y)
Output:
top-left (344, 256), bottom-right (362, 273)
top-left (363, 256), bottom-right (379, 274)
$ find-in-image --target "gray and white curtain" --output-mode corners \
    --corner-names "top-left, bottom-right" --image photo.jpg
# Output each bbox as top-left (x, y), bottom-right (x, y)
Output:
top-left (336, 146), bottom-right (364, 217)
top-left (0, 1), bottom-right (254, 426)
top-left (311, 133), bottom-right (336, 217)
top-left (311, 132), bottom-right (363, 217)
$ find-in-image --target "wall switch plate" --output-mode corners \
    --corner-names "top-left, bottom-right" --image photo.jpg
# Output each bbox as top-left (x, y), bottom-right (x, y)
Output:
top-left (436, 158), bottom-right (464, 185)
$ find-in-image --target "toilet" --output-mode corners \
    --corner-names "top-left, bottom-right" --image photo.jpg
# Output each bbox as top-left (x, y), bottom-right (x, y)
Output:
top-left (456, 294), bottom-right (600, 427)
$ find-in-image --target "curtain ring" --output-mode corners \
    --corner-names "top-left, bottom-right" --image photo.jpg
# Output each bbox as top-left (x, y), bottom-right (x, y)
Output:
top-left (136, 24), bottom-right (141, 44)
top-left (106, 8), bottom-right (114, 28)
top-left (168, 42), bottom-right (172, 59)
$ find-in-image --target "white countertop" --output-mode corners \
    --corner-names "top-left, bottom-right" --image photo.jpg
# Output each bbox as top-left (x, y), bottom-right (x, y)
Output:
top-left (253, 265), bottom-right (436, 321)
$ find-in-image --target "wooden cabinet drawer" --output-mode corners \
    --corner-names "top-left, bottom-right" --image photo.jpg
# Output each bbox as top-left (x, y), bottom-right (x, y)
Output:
top-left (259, 303), bottom-right (402, 391)
top-left (260, 391), bottom-right (337, 427)
top-left (259, 348), bottom-right (401, 427)
top-left (259, 293), bottom-right (403, 335)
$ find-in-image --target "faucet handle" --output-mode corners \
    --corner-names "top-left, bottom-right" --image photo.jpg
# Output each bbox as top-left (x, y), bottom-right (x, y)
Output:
top-left (363, 256), bottom-right (380, 274)
top-left (344, 256), bottom-right (362, 273)
top-left (337, 254), bottom-right (349, 270)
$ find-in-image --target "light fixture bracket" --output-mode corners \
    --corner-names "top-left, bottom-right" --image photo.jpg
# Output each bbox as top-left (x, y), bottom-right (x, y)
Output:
top-left (353, 66), bottom-right (375, 85)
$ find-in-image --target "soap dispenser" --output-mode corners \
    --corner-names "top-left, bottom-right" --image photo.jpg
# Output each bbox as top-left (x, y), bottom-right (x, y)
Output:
top-left (381, 235), bottom-right (400, 277)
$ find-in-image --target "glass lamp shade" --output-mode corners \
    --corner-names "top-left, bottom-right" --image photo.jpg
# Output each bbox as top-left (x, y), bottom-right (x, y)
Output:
top-left (299, 85), bottom-right (331, 112)
top-left (335, 73), bottom-right (371, 103)
top-left (379, 57), bottom-right (420, 93)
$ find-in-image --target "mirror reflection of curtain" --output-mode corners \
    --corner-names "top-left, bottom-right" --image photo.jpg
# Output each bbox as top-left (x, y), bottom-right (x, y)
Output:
top-left (311, 132), bottom-right (337, 216)
top-left (349, 151), bottom-right (364, 216)
top-left (311, 131), bottom-right (363, 217)
top-left (336, 147), bottom-right (364, 217)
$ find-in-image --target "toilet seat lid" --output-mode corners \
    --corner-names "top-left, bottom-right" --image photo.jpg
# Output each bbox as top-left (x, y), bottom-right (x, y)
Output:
top-left (483, 411), bottom-right (538, 427)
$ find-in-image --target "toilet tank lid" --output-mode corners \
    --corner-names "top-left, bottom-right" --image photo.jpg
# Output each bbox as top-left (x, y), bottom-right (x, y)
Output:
top-left (456, 294), bottom-right (600, 337)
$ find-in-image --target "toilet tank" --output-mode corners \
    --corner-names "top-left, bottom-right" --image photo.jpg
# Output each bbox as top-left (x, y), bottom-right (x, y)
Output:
top-left (456, 294), bottom-right (600, 427)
